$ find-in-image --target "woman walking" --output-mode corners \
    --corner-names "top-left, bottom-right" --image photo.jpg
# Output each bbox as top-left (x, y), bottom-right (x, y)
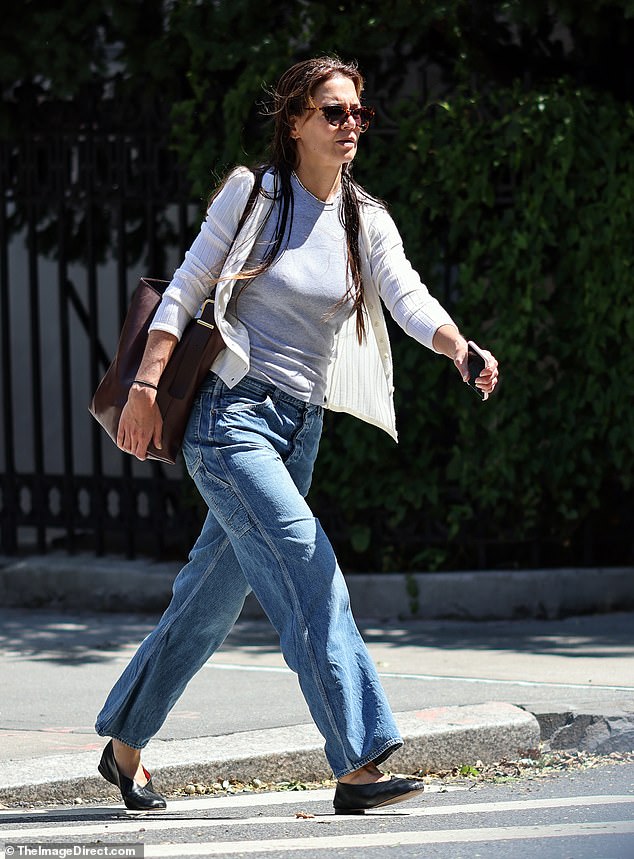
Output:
top-left (95, 55), bottom-right (498, 813)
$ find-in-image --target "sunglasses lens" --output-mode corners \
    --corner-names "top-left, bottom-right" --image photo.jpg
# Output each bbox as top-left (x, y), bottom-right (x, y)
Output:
top-left (354, 108), bottom-right (373, 131)
top-left (322, 106), bottom-right (347, 125)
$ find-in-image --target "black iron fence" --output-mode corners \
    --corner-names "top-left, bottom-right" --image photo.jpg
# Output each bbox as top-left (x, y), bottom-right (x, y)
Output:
top-left (0, 108), bottom-right (203, 557)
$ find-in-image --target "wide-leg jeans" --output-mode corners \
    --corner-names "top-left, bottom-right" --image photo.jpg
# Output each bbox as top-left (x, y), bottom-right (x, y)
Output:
top-left (95, 373), bottom-right (402, 777)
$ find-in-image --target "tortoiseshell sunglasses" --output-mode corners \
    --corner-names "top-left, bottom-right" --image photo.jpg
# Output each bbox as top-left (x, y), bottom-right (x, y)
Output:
top-left (309, 105), bottom-right (375, 132)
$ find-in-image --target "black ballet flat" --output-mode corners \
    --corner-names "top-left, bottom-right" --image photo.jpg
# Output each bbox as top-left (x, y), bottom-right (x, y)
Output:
top-left (333, 775), bottom-right (426, 815)
top-left (98, 739), bottom-right (167, 810)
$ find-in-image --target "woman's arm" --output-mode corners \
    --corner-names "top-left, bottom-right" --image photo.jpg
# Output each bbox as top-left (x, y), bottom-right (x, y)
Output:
top-left (366, 207), bottom-right (498, 395)
top-left (116, 330), bottom-right (178, 460)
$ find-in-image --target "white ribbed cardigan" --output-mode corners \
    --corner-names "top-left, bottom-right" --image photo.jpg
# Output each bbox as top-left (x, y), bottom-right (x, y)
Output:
top-left (150, 167), bottom-right (456, 441)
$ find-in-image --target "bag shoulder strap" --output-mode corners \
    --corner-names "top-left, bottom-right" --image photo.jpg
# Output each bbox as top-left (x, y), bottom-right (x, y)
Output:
top-left (233, 166), bottom-right (266, 238)
top-left (198, 167), bottom-right (266, 325)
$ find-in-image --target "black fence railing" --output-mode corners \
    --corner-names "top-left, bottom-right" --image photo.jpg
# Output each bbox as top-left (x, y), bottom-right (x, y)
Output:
top-left (0, 113), bottom-right (204, 558)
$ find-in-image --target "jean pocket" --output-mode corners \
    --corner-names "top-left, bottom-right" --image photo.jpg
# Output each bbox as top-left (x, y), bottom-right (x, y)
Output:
top-left (193, 455), bottom-right (253, 538)
top-left (215, 388), bottom-right (273, 414)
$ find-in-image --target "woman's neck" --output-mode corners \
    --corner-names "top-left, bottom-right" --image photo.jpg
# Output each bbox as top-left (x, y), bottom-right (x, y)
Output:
top-left (293, 165), bottom-right (342, 203)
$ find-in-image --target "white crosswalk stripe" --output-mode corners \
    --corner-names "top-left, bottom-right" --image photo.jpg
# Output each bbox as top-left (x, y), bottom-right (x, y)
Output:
top-left (140, 822), bottom-right (634, 856)
top-left (1, 789), bottom-right (632, 857)
top-left (1, 793), bottom-right (632, 840)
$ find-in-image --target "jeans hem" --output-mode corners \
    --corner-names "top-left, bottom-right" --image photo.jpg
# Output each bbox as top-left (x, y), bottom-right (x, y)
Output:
top-left (334, 737), bottom-right (403, 779)
top-left (93, 728), bottom-right (147, 751)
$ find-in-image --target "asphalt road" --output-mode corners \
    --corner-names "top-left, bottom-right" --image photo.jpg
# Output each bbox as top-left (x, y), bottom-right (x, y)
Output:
top-left (1, 760), bottom-right (633, 858)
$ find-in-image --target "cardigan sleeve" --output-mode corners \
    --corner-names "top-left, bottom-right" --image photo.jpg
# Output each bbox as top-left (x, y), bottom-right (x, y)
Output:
top-left (149, 167), bottom-right (255, 340)
top-left (364, 203), bottom-right (456, 352)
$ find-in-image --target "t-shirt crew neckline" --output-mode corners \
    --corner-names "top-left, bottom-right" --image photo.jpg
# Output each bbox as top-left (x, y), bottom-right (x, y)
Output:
top-left (291, 172), bottom-right (341, 210)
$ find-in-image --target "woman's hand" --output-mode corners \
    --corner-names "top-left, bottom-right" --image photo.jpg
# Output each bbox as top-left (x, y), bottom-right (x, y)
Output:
top-left (433, 325), bottom-right (499, 399)
top-left (461, 347), bottom-right (499, 400)
top-left (116, 384), bottom-right (163, 460)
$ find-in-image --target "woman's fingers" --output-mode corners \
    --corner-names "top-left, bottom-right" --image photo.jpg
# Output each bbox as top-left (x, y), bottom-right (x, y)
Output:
top-left (117, 427), bottom-right (147, 460)
top-left (475, 352), bottom-right (499, 393)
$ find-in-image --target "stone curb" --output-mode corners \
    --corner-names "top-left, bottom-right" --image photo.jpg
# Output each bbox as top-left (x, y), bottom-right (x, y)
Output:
top-left (0, 703), bottom-right (540, 804)
top-left (1, 555), bottom-right (633, 620)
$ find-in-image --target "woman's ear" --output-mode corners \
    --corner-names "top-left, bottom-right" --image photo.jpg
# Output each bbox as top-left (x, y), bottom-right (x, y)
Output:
top-left (289, 116), bottom-right (301, 140)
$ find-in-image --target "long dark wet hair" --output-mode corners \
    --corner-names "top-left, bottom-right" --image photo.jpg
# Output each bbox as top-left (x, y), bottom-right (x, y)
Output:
top-left (212, 56), bottom-right (380, 344)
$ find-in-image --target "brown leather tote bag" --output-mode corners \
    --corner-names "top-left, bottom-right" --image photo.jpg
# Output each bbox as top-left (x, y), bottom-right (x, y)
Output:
top-left (89, 277), bottom-right (224, 465)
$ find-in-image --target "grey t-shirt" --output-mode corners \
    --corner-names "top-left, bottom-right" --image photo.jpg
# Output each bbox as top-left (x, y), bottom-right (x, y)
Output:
top-left (226, 174), bottom-right (352, 404)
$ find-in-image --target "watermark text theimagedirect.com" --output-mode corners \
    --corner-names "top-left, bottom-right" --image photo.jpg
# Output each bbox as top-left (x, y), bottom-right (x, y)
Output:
top-left (4, 845), bottom-right (143, 858)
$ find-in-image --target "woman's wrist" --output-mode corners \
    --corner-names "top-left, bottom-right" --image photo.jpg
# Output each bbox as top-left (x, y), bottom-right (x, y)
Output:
top-left (130, 381), bottom-right (158, 402)
top-left (433, 325), bottom-right (467, 360)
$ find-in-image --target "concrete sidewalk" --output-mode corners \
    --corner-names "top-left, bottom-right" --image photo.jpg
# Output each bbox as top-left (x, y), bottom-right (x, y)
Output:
top-left (1, 597), bottom-right (633, 805)
top-left (1, 554), bottom-right (633, 620)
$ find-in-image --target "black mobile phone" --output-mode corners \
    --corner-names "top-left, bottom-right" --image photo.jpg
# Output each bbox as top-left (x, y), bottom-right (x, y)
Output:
top-left (467, 340), bottom-right (487, 400)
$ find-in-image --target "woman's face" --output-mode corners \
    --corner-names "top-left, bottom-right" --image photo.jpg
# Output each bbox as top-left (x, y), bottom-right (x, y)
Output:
top-left (291, 74), bottom-right (363, 173)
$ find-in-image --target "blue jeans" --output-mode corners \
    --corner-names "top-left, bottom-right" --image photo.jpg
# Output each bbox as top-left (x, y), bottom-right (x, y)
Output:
top-left (95, 374), bottom-right (402, 777)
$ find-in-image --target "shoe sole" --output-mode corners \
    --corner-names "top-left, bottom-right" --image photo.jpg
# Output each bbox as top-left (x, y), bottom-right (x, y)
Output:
top-left (334, 786), bottom-right (425, 815)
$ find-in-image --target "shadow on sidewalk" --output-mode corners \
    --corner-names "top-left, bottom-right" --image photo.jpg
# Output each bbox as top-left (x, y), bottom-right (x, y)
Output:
top-left (1, 608), bottom-right (633, 666)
